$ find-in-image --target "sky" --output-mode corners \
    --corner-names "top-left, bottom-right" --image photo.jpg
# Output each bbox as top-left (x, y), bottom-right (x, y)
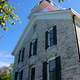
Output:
top-left (0, 0), bottom-right (80, 68)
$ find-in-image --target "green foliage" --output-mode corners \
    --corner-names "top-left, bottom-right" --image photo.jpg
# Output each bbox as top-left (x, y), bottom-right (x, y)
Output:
top-left (0, 0), bottom-right (64, 31)
top-left (58, 0), bottom-right (64, 3)
top-left (0, 0), bottom-right (20, 31)
top-left (0, 71), bottom-right (12, 80)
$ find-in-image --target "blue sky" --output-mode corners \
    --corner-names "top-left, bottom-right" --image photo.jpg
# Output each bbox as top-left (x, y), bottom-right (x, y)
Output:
top-left (0, 0), bottom-right (80, 68)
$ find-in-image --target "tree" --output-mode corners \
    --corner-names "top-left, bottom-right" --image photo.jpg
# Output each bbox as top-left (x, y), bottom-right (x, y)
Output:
top-left (0, 71), bottom-right (11, 80)
top-left (58, 0), bottom-right (64, 3)
top-left (0, 67), bottom-right (12, 80)
top-left (0, 0), bottom-right (20, 31)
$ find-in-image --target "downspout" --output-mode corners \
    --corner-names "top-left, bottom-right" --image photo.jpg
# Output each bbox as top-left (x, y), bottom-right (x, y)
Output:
top-left (72, 15), bottom-right (80, 62)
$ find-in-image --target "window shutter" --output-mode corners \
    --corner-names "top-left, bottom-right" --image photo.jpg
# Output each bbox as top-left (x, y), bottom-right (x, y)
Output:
top-left (33, 39), bottom-right (38, 55)
top-left (53, 26), bottom-right (57, 45)
top-left (45, 31), bottom-right (48, 49)
top-left (55, 56), bottom-right (61, 80)
top-left (43, 61), bottom-right (47, 80)
top-left (31, 68), bottom-right (35, 80)
top-left (14, 72), bottom-right (18, 80)
top-left (21, 70), bottom-right (23, 80)
top-left (21, 48), bottom-right (25, 62)
top-left (29, 42), bottom-right (32, 57)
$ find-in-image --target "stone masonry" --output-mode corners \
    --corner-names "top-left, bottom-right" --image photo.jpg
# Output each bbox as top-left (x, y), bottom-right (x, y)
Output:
top-left (12, 9), bottom-right (80, 80)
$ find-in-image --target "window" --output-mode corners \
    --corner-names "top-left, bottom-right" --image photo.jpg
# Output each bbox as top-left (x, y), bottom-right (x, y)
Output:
top-left (18, 47), bottom-right (25, 63)
top-left (33, 24), bottom-right (37, 33)
top-left (42, 56), bottom-right (61, 80)
top-left (48, 56), bottom-right (61, 80)
top-left (19, 70), bottom-right (23, 80)
top-left (42, 62), bottom-right (47, 80)
top-left (29, 39), bottom-right (38, 57)
top-left (14, 72), bottom-right (18, 80)
top-left (45, 25), bottom-right (57, 49)
top-left (49, 59), bottom-right (56, 80)
top-left (31, 67), bottom-right (35, 80)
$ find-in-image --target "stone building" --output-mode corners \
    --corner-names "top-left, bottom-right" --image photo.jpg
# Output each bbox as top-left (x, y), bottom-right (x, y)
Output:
top-left (12, 0), bottom-right (80, 80)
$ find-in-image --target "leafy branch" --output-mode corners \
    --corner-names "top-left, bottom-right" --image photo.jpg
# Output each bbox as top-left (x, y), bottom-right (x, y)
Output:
top-left (0, 0), bottom-right (20, 31)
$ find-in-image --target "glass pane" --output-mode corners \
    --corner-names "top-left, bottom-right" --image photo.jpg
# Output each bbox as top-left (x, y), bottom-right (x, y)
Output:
top-left (31, 44), bottom-right (33, 56)
top-left (49, 72), bottom-right (56, 80)
top-left (48, 32), bottom-right (50, 46)
top-left (48, 29), bottom-right (53, 47)
top-left (33, 42), bottom-right (35, 54)
top-left (49, 60), bottom-right (56, 72)
top-left (49, 29), bottom-right (54, 47)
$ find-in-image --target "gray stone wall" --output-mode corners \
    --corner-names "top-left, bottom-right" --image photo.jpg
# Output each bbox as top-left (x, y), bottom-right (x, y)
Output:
top-left (13, 12), bottom-right (80, 80)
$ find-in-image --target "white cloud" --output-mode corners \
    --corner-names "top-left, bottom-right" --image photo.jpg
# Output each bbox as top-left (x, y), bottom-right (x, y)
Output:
top-left (0, 53), bottom-right (13, 58)
top-left (0, 62), bottom-right (10, 68)
top-left (0, 51), bottom-right (14, 58)
top-left (0, 51), bottom-right (14, 68)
